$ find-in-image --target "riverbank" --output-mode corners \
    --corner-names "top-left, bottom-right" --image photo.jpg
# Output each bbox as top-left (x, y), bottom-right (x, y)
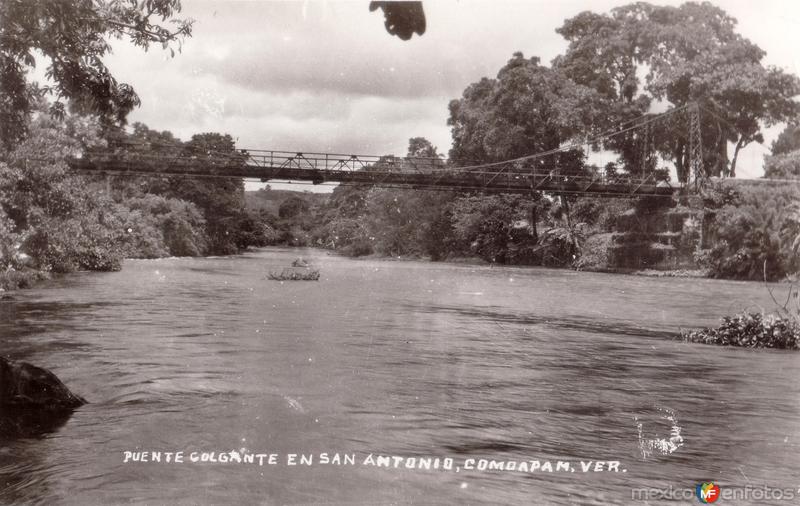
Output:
top-left (0, 268), bottom-right (50, 292)
top-left (315, 247), bottom-right (722, 280)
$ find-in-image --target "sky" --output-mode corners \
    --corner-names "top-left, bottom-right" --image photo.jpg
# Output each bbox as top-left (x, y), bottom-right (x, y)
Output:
top-left (101, 0), bottom-right (800, 188)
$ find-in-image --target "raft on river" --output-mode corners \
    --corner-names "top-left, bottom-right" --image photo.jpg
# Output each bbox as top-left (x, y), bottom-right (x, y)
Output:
top-left (268, 259), bottom-right (320, 281)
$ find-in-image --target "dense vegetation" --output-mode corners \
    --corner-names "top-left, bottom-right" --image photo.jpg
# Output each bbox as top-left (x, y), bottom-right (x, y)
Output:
top-left (0, 108), bottom-right (274, 289)
top-left (682, 312), bottom-right (800, 349)
top-left (698, 180), bottom-right (800, 281)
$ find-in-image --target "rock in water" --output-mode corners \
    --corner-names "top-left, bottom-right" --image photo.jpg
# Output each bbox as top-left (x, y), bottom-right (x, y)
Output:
top-left (0, 356), bottom-right (86, 410)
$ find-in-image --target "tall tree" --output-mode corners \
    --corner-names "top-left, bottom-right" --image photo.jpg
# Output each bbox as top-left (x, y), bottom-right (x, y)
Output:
top-left (556, 2), bottom-right (800, 180)
top-left (448, 52), bottom-right (602, 172)
top-left (0, 0), bottom-right (192, 149)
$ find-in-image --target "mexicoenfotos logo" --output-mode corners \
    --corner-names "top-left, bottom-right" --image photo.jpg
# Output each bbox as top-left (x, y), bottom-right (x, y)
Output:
top-left (696, 482), bottom-right (721, 503)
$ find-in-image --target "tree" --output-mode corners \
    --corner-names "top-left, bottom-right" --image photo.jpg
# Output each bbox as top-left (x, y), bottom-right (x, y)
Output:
top-left (121, 194), bottom-right (208, 257)
top-left (451, 194), bottom-right (538, 264)
top-left (0, 109), bottom-right (126, 272)
top-left (407, 137), bottom-right (439, 158)
top-left (556, 2), bottom-right (800, 181)
top-left (169, 132), bottom-right (247, 255)
top-left (447, 53), bottom-right (600, 261)
top-left (0, 0), bottom-right (193, 149)
top-left (448, 52), bottom-right (602, 170)
top-left (278, 195), bottom-right (309, 219)
top-left (405, 136), bottom-right (445, 171)
top-left (105, 121), bottom-right (184, 197)
top-left (764, 150), bottom-right (800, 179)
top-left (771, 124), bottom-right (800, 156)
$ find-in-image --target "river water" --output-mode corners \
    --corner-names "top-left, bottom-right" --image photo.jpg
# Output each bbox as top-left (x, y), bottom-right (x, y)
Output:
top-left (0, 248), bottom-right (798, 505)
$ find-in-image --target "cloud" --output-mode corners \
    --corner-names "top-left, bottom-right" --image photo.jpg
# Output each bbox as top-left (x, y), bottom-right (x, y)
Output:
top-left (108, 50), bottom-right (452, 156)
top-left (176, 29), bottom-right (474, 100)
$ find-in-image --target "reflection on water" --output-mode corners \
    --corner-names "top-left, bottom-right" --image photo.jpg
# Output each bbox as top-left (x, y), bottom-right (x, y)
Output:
top-left (1, 248), bottom-right (798, 505)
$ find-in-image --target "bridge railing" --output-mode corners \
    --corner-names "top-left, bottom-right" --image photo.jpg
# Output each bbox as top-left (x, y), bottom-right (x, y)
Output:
top-left (242, 149), bottom-right (448, 174)
top-left (68, 148), bottom-right (675, 197)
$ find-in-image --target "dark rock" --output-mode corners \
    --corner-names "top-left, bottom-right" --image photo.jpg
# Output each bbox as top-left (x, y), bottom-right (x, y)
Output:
top-left (0, 405), bottom-right (76, 440)
top-left (0, 356), bottom-right (86, 410)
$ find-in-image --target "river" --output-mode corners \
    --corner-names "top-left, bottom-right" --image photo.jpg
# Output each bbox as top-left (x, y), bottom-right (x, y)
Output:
top-left (1, 247), bottom-right (798, 505)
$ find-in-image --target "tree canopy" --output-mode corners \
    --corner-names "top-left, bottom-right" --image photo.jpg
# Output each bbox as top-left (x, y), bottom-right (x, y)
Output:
top-left (0, 0), bottom-right (193, 149)
top-left (448, 52), bottom-right (600, 176)
top-left (554, 1), bottom-right (800, 180)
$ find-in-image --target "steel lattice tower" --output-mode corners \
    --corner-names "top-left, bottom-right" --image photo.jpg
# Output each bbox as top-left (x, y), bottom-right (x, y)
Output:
top-left (688, 102), bottom-right (704, 190)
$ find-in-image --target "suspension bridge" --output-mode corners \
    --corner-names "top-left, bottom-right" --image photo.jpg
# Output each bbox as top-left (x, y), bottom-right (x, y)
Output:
top-left (66, 104), bottom-right (705, 198)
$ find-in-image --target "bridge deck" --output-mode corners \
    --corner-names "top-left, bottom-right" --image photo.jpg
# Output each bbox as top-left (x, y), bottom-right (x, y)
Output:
top-left (67, 153), bottom-right (676, 198)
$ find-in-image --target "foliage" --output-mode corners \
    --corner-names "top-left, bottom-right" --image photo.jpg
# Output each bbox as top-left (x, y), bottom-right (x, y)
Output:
top-left (267, 268), bottom-right (320, 281)
top-left (0, 268), bottom-right (48, 291)
top-left (0, 110), bottom-right (270, 279)
top-left (361, 188), bottom-right (460, 259)
top-left (448, 52), bottom-right (600, 171)
top-left (701, 180), bottom-right (740, 208)
top-left (234, 211), bottom-right (279, 249)
top-left (704, 184), bottom-right (800, 280)
top-left (122, 194), bottom-right (208, 257)
top-left (763, 150), bottom-right (800, 179)
top-left (0, 111), bottom-right (126, 272)
top-left (0, 0), bottom-right (193, 148)
top-left (771, 124), bottom-right (800, 156)
top-left (112, 125), bottom-right (267, 255)
top-left (406, 137), bottom-right (441, 158)
top-left (682, 312), bottom-right (799, 349)
top-left (555, 2), bottom-right (800, 180)
top-left (450, 194), bottom-right (536, 264)
top-left (278, 195), bottom-right (309, 219)
top-left (540, 220), bottom-right (590, 267)
top-left (570, 198), bottom-right (629, 231)
top-left (0, 205), bottom-right (20, 270)
top-left (159, 132), bottom-right (248, 255)
top-left (574, 232), bottom-right (614, 271)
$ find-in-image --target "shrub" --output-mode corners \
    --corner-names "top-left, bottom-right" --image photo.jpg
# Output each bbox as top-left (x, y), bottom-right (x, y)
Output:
top-left (575, 232), bottom-right (614, 271)
top-left (267, 268), bottom-right (320, 281)
top-left (0, 269), bottom-right (49, 290)
top-left (123, 195), bottom-right (208, 257)
top-left (682, 312), bottom-right (800, 349)
top-left (704, 183), bottom-right (800, 280)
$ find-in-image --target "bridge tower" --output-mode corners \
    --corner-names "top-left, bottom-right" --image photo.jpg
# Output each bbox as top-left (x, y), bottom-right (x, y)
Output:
top-left (687, 102), bottom-right (704, 191)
